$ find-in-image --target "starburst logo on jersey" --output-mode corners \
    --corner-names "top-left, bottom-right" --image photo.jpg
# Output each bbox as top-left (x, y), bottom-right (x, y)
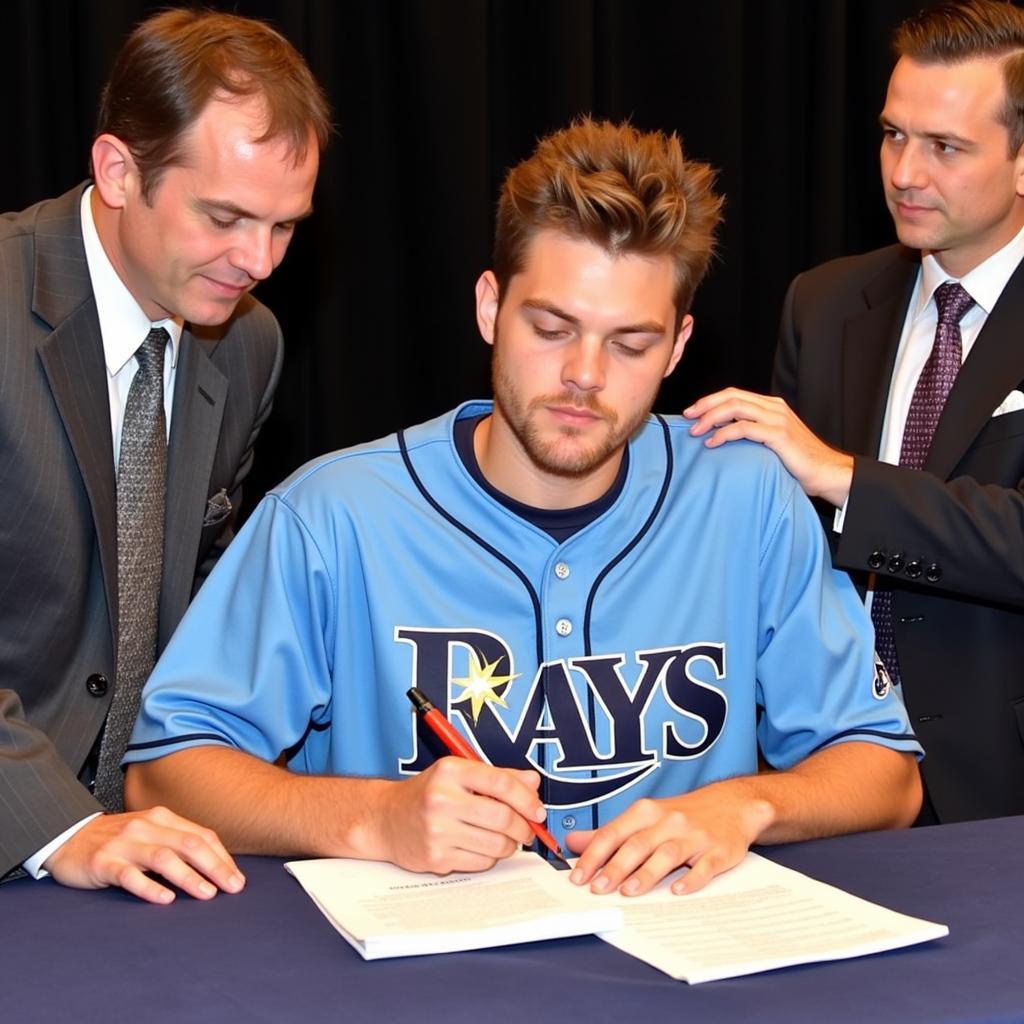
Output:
top-left (451, 648), bottom-right (518, 724)
top-left (395, 626), bottom-right (728, 807)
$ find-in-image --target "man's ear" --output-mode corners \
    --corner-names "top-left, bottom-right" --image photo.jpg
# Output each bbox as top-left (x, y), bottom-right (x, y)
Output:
top-left (664, 313), bottom-right (694, 378)
top-left (91, 134), bottom-right (136, 210)
top-left (1014, 140), bottom-right (1024, 199)
top-left (475, 270), bottom-right (500, 345)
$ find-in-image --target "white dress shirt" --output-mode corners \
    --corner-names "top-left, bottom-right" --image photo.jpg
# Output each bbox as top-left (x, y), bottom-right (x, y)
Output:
top-left (79, 186), bottom-right (183, 462)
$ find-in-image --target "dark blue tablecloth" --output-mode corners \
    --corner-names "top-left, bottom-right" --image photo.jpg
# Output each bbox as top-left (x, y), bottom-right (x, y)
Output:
top-left (4, 816), bottom-right (1023, 1024)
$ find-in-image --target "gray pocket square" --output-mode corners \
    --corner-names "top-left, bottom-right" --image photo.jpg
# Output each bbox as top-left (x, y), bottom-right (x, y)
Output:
top-left (203, 488), bottom-right (232, 527)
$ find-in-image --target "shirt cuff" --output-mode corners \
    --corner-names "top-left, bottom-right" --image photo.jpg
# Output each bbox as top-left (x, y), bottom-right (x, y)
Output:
top-left (833, 495), bottom-right (849, 533)
top-left (23, 813), bottom-right (104, 879)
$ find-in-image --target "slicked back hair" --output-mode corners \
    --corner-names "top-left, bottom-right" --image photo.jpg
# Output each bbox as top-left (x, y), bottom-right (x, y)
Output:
top-left (95, 7), bottom-right (332, 200)
top-left (894, 0), bottom-right (1024, 155)
top-left (493, 118), bottom-right (723, 325)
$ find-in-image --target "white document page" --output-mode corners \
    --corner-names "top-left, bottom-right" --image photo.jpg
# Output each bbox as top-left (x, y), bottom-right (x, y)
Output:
top-left (600, 851), bottom-right (949, 984)
top-left (285, 850), bottom-right (623, 960)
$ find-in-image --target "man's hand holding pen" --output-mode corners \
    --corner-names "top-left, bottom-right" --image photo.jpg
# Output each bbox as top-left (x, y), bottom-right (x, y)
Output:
top-left (364, 759), bottom-right (547, 875)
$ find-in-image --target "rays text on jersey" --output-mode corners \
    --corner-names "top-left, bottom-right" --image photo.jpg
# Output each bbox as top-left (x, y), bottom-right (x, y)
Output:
top-left (396, 627), bottom-right (729, 807)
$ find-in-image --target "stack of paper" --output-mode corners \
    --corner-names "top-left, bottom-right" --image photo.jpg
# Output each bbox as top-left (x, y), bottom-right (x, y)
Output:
top-left (286, 850), bottom-right (622, 959)
top-left (286, 849), bottom-right (948, 982)
top-left (600, 852), bottom-right (949, 983)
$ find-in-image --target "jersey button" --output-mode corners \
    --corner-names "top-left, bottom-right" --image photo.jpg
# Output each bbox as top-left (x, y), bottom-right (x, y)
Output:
top-left (554, 562), bottom-right (570, 580)
top-left (555, 618), bottom-right (572, 637)
top-left (85, 673), bottom-right (109, 697)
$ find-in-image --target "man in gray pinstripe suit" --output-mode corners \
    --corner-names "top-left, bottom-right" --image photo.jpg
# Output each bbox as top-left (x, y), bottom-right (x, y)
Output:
top-left (0, 9), bottom-right (329, 902)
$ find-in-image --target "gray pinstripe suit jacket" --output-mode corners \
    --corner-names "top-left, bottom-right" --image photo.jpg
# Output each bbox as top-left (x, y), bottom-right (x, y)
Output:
top-left (0, 184), bottom-right (284, 874)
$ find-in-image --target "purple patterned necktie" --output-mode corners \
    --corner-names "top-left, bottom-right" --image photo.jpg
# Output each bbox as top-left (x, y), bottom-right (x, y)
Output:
top-left (871, 281), bottom-right (974, 684)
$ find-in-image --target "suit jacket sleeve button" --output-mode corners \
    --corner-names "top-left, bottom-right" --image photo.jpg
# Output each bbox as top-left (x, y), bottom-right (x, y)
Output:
top-left (925, 563), bottom-right (943, 583)
top-left (887, 553), bottom-right (905, 574)
top-left (905, 559), bottom-right (923, 579)
top-left (85, 673), bottom-right (109, 697)
top-left (867, 550), bottom-right (887, 570)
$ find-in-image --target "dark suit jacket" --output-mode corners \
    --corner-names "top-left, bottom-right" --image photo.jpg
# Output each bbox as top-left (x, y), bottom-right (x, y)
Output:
top-left (774, 243), bottom-right (1024, 823)
top-left (0, 184), bottom-right (283, 874)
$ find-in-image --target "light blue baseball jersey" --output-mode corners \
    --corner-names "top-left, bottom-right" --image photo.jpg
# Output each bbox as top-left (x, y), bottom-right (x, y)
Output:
top-left (126, 402), bottom-right (920, 844)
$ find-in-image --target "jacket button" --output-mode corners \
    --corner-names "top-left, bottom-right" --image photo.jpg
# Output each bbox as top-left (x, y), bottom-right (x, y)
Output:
top-left (867, 550), bottom-right (886, 570)
top-left (905, 560), bottom-right (923, 579)
top-left (85, 673), bottom-right (109, 697)
top-left (925, 563), bottom-right (943, 583)
top-left (887, 553), bottom-right (905, 574)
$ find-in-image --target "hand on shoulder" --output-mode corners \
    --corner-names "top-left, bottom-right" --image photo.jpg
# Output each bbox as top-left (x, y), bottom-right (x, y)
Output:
top-left (684, 388), bottom-right (854, 506)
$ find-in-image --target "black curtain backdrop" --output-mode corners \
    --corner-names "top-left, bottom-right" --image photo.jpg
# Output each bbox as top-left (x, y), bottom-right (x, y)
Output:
top-left (2, 0), bottom-right (930, 513)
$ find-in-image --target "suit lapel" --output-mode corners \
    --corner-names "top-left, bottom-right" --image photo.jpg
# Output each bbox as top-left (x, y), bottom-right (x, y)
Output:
top-left (33, 186), bottom-right (119, 644)
top-left (161, 331), bottom-right (227, 645)
top-left (841, 250), bottom-right (919, 457)
top-left (927, 259), bottom-right (1024, 477)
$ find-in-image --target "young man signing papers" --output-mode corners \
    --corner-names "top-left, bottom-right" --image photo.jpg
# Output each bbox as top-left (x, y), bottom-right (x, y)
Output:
top-left (124, 118), bottom-right (922, 897)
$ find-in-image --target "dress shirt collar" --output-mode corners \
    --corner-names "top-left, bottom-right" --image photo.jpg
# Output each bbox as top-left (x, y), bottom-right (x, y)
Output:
top-left (914, 221), bottom-right (1024, 321)
top-left (80, 186), bottom-right (183, 376)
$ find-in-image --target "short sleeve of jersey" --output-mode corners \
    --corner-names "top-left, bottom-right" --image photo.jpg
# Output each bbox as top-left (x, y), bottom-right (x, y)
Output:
top-left (125, 492), bottom-right (337, 764)
top-left (754, 472), bottom-right (921, 768)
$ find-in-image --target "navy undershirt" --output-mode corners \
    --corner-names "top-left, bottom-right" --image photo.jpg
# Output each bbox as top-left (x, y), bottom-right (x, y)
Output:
top-left (453, 414), bottom-right (627, 542)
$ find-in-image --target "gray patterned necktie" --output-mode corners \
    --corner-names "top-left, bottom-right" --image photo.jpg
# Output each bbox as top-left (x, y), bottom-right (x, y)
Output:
top-left (93, 327), bottom-right (169, 810)
top-left (871, 282), bottom-right (974, 684)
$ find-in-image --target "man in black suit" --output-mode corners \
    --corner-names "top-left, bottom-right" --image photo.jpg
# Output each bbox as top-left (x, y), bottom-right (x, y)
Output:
top-left (0, 8), bottom-right (330, 900)
top-left (686, 0), bottom-right (1024, 825)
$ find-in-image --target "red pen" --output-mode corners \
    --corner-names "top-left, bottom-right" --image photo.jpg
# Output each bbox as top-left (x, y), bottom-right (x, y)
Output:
top-left (407, 686), bottom-right (569, 865)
